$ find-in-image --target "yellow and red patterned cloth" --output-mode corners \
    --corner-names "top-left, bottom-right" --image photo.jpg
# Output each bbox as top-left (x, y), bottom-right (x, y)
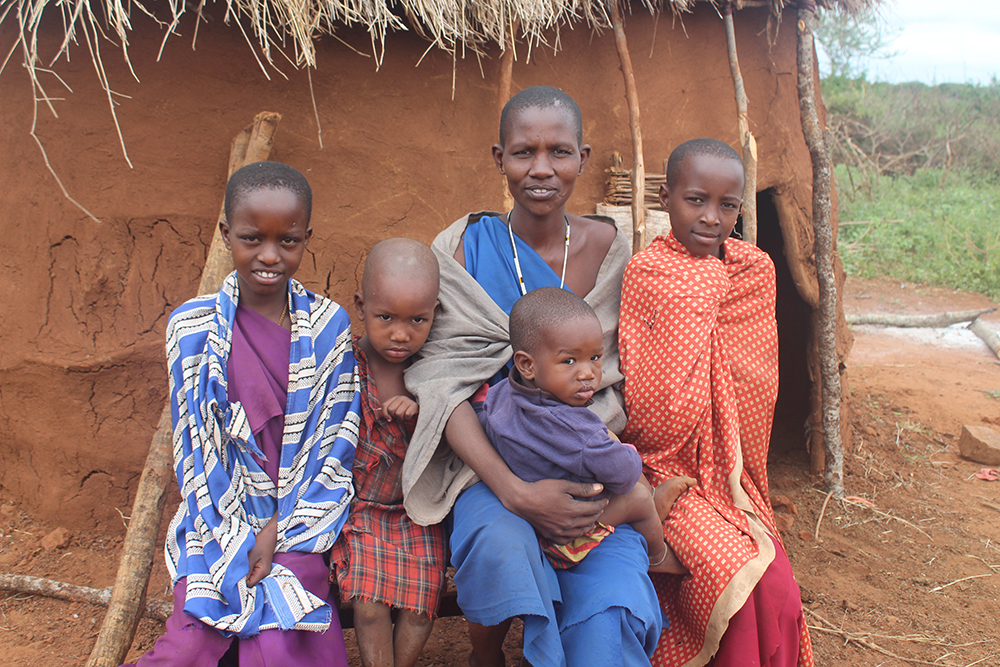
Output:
top-left (620, 232), bottom-right (814, 667)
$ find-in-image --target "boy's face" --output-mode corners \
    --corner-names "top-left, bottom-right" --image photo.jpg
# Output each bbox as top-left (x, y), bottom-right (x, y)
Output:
top-left (514, 314), bottom-right (604, 407)
top-left (221, 187), bottom-right (311, 306)
top-left (354, 274), bottom-right (439, 365)
top-left (660, 153), bottom-right (744, 258)
top-left (492, 106), bottom-right (591, 219)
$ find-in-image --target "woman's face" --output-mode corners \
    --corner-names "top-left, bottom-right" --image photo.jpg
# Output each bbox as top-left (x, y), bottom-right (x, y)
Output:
top-left (492, 105), bottom-right (591, 220)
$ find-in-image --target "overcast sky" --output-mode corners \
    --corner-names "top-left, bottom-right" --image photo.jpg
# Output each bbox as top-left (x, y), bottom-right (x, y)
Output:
top-left (863, 0), bottom-right (1000, 84)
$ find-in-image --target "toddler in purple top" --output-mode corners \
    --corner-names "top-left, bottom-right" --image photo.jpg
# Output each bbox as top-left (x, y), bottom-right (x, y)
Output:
top-left (476, 287), bottom-right (693, 574)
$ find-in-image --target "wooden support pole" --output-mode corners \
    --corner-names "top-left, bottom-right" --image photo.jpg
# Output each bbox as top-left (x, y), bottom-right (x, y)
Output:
top-left (610, 0), bottom-right (646, 254)
top-left (498, 27), bottom-right (516, 213)
top-left (85, 111), bottom-right (282, 667)
top-left (723, 2), bottom-right (758, 245)
top-left (796, 4), bottom-right (844, 497)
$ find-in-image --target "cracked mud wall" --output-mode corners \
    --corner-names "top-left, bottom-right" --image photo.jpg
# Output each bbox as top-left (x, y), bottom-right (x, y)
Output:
top-left (0, 5), bottom-right (827, 526)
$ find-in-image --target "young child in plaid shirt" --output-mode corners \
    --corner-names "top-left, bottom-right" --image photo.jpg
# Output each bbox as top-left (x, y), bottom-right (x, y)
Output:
top-left (330, 238), bottom-right (446, 667)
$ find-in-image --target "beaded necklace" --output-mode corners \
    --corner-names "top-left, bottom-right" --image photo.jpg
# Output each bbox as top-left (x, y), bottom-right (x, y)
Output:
top-left (506, 211), bottom-right (571, 296)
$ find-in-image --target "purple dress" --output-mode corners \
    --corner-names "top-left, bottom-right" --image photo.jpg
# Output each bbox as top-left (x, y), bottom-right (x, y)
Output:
top-left (124, 305), bottom-right (348, 667)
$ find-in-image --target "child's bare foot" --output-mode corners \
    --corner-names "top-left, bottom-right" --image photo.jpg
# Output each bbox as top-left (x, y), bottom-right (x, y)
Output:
top-left (654, 476), bottom-right (696, 522)
top-left (648, 541), bottom-right (688, 575)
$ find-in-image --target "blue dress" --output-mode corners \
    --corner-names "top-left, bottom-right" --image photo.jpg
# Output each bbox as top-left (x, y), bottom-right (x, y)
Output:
top-left (450, 215), bottom-right (663, 667)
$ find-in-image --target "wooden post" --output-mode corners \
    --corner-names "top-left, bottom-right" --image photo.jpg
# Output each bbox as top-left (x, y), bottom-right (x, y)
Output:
top-left (796, 4), bottom-right (844, 497)
top-left (723, 2), bottom-right (758, 245)
top-left (85, 112), bottom-right (282, 667)
top-left (498, 28), bottom-right (516, 213)
top-left (610, 0), bottom-right (646, 254)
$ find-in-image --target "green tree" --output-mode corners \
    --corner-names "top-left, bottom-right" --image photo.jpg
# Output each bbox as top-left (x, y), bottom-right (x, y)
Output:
top-left (815, 9), bottom-right (898, 79)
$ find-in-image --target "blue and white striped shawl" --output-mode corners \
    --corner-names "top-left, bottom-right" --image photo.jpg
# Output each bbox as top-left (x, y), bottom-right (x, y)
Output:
top-left (164, 273), bottom-right (360, 637)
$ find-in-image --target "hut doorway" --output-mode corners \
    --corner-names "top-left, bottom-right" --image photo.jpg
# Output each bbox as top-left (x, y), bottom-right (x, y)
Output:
top-left (755, 189), bottom-right (813, 459)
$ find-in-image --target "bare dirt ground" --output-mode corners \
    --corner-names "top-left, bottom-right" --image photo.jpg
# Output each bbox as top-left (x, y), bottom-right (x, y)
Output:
top-left (2, 276), bottom-right (999, 667)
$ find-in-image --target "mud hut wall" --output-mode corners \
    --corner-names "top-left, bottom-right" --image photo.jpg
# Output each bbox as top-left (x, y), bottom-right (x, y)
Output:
top-left (0, 4), bottom-right (819, 525)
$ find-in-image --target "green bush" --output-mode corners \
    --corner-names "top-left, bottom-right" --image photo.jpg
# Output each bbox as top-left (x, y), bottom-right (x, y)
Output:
top-left (836, 165), bottom-right (1000, 299)
top-left (824, 77), bottom-right (1000, 180)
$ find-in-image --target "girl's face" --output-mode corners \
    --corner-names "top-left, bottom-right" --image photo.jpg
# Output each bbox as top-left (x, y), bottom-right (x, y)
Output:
top-left (220, 187), bottom-right (311, 309)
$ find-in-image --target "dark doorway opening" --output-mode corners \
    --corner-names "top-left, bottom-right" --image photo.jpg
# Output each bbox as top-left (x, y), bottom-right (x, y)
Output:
top-left (750, 191), bottom-right (814, 458)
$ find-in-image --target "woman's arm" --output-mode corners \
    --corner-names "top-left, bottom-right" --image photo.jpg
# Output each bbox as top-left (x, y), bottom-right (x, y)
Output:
top-left (445, 401), bottom-right (607, 543)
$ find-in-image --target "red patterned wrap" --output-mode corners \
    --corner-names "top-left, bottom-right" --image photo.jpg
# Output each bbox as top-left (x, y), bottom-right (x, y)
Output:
top-left (619, 233), bottom-right (813, 667)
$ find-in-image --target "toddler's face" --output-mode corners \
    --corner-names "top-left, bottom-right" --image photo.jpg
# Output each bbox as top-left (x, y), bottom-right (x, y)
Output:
top-left (355, 274), bottom-right (439, 365)
top-left (520, 315), bottom-right (604, 407)
top-left (660, 153), bottom-right (744, 258)
top-left (221, 187), bottom-right (311, 305)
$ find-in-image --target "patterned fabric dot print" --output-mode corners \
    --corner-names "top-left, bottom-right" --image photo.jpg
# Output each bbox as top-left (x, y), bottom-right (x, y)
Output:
top-left (620, 233), bottom-right (814, 667)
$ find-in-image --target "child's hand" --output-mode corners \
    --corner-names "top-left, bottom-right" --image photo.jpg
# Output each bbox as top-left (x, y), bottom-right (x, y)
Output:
top-left (246, 516), bottom-right (278, 587)
top-left (382, 395), bottom-right (419, 422)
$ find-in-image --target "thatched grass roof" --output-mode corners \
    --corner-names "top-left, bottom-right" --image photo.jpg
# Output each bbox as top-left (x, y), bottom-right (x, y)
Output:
top-left (0, 0), bottom-right (874, 190)
top-left (2, 0), bottom-right (876, 76)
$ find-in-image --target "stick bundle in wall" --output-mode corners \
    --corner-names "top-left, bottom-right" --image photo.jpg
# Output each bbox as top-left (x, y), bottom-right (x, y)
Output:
top-left (605, 152), bottom-right (666, 210)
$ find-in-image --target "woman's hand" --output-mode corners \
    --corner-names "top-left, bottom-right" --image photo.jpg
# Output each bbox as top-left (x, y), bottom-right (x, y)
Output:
top-left (246, 516), bottom-right (278, 587)
top-left (502, 479), bottom-right (608, 544)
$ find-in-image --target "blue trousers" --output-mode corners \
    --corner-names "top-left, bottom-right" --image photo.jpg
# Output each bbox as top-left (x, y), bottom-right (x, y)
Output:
top-left (450, 482), bottom-right (663, 667)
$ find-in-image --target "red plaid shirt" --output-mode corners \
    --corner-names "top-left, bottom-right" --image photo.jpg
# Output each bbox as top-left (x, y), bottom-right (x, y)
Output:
top-left (329, 341), bottom-right (447, 617)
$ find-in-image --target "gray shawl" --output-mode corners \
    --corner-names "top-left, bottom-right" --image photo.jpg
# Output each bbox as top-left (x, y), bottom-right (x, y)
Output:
top-left (402, 212), bottom-right (630, 526)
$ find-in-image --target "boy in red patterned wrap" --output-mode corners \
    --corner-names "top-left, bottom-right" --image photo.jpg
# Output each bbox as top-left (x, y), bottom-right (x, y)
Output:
top-left (330, 238), bottom-right (445, 667)
top-left (619, 138), bottom-right (813, 667)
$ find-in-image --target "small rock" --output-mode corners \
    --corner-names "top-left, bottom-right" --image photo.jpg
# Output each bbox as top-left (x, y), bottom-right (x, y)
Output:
top-left (0, 505), bottom-right (15, 519)
top-left (914, 576), bottom-right (932, 586)
top-left (798, 530), bottom-right (814, 542)
top-left (885, 615), bottom-right (899, 624)
top-left (840, 599), bottom-right (859, 611)
top-left (862, 425), bottom-right (877, 437)
top-left (775, 514), bottom-right (796, 532)
top-left (958, 425), bottom-right (1000, 466)
top-left (41, 527), bottom-right (71, 552)
top-left (771, 494), bottom-right (798, 515)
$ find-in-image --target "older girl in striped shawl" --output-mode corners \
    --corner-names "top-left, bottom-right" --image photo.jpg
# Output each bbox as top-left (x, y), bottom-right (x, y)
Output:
top-left (124, 161), bottom-right (360, 667)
